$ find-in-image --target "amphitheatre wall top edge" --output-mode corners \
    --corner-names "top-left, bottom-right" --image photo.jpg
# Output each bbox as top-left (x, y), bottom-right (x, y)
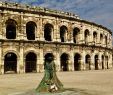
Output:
top-left (0, 1), bottom-right (80, 19)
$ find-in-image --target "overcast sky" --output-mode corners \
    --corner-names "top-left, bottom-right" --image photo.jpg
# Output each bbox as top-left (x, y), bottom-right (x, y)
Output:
top-left (0, 0), bottom-right (113, 33)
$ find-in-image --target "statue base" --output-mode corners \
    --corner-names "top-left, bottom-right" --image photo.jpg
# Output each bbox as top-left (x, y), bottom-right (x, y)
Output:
top-left (12, 88), bottom-right (94, 95)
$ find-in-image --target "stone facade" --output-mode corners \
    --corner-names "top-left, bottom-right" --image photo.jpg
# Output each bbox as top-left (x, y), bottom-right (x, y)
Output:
top-left (0, 2), bottom-right (112, 74)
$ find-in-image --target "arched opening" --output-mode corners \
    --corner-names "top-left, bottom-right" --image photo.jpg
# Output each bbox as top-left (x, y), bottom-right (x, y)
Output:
top-left (74, 53), bottom-right (81, 71)
top-left (44, 23), bottom-right (53, 41)
top-left (100, 34), bottom-right (103, 44)
top-left (60, 53), bottom-right (69, 71)
top-left (44, 53), bottom-right (54, 62)
top-left (102, 55), bottom-right (104, 69)
top-left (26, 21), bottom-right (36, 40)
top-left (93, 31), bottom-right (97, 43)
top-left (84, 29), bottom-right (89, 44)
top-left (105, 36), bottom-right (107, 46)
top-left (6, 19), bottom-right (17, 39)
top-left (105, 56), bottom-right (108, 69)
top-left (4, 52), bottom-right (17, 74)
top-left (94, 55), bottom-right (99, 70)
top-left (85, 54), bottom-right (91, 70)
top-left (73, 27), bottom-right (80, 43)
top-left (25, 52), bottom-right (37, 73)
top-left (60, 26), bottom-right (68, 42)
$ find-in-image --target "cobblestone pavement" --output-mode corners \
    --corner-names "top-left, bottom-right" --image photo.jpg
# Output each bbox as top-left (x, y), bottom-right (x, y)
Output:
top-left (0, 69), bottom-right (113, 95)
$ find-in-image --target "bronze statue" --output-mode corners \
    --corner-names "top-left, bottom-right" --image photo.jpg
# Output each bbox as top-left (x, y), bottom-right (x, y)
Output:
top-left (36, 54), bottom-right (63, 93)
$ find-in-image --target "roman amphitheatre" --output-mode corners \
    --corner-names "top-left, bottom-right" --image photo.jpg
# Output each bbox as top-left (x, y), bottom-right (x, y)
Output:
top-left (0, 1), bottom-right (112, 95)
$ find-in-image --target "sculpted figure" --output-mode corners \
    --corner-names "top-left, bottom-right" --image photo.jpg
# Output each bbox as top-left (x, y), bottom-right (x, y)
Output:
top-left (36, 54), bottom-right (63, 93)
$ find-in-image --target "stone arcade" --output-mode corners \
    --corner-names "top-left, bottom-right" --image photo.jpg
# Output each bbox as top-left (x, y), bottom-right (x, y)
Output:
top-left (0, 2), bottom-right (112, 74)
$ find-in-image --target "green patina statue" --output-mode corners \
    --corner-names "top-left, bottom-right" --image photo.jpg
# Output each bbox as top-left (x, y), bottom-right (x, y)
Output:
top-left (36, 54), bottom-right (63, 93)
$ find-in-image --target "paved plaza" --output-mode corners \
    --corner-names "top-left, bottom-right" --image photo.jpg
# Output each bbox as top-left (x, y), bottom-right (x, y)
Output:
top-left (0, 69), bottom-right (113, 95)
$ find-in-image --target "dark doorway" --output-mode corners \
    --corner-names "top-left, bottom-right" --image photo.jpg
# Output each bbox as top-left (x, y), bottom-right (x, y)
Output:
top-left (44, 23), bottom-right (53, 41)
top-left (93, 32), bottom-right (97, 43)
top-left (105, 36), bottom-right (107, 46)
top-left (102, 55), bottom-right (104, 69)
top-left (4, 53), bottom-right (17, 73)
top-left (85, 54), bottom-right (91, 70)
top-left (25, 52), bottom-right (37, 73)
top-left (6, 19), bottom-right (16, 39)
top-left (74, 53), bottom-right (81, 71)
top-left (60, 26), bottom-right (67, 42)
top-left (73, 28), bottom-right (80, 43)
top-left (95, 55), bottom-right (98, 70)
top-left (100, 34), bottom-right (103, 43)
top-left (26, 21), bottom-right (36, 40)
top-left (60, 53), bottom-right (69, 71)
top-left (84, 29), bottom-right (89, 44)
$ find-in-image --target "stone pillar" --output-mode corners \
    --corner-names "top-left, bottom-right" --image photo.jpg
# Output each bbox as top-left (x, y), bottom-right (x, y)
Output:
top-left (108, 54), bottom-right (113, 68)
top-left (0, 14), bottom-right (2, 39)
top-left (19, 13), bottom-right (25, 40)
top-left (36, 54), bottom-right (40, 72)
top-left (23, 24), bottom-right (27, 40)
top-left (69, 52), bottom-right (74, 71)
top-left (70, 31), bottom-right (73, 43)
top-left (2, 23), bottom-right (6, 39)
top-left (82, 51), bottom-right (86, 70)
top-left (79, 29), bottom-right (84, 44)
top-left (54, 18), bottom-right (60, 42)
top-left (1, 57), bottom-right (4, 74)
top-left (18, 43), bottom-right (25, 73)
top-left (68, 23), bottom-right (72, 43)
top-left (90, 53), bottom-right (95, 70)
top-left (35, 21), bottom-right (39, 41)
top-left (38, 46), bottom-right (44, 72)
top-left (39, 17), bottom-right (44, 41)
top-left (55, 50), bottom-right (60, 71)
top-left (98, 54), bottom-right (102, 70)
top-left (0, 42), bottom-right (3, 74)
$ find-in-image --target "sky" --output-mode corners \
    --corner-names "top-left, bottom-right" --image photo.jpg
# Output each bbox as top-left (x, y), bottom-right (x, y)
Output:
top-left (0, 0), bottom-right (113, 33)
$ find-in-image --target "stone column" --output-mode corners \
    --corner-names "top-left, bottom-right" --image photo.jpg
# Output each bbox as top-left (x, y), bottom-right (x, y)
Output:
top-left (55, 50), bottom-right (60, 71)
top-left (82, 51), bottom-right (86, 70)
top-left (36, 53), bottom-right (40, 72)
top-left (0, 42), bottom-right (3, 74)
top-left (18, 43), bottom-right (25, 73)
top-left (90, 53), bottom-right (95, 70)
top-left (0, 14), bottom-right (2, 39)
top-left (108, 54), bottom-right (113, 68)
top-left (38, 46), bottom-right (44, 72)
top-left (19, 13), bottom-right (25, 40)
top-left (79, 29), bottom-right (84, 44)
top-left (23, 24), bottom-right (27, 40)
top-left (68, 23), bottom-right (72, 43)
top-left (69, 52), bottom-right (74, 71)
top-left (2, 23), bottom-right (6, 39)
top-left (39, 17), bottom-right (44, 41)
top-left (35, 21), bottom-right (39, 41)
top-left (1, 57), bottom-right (4, 74)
